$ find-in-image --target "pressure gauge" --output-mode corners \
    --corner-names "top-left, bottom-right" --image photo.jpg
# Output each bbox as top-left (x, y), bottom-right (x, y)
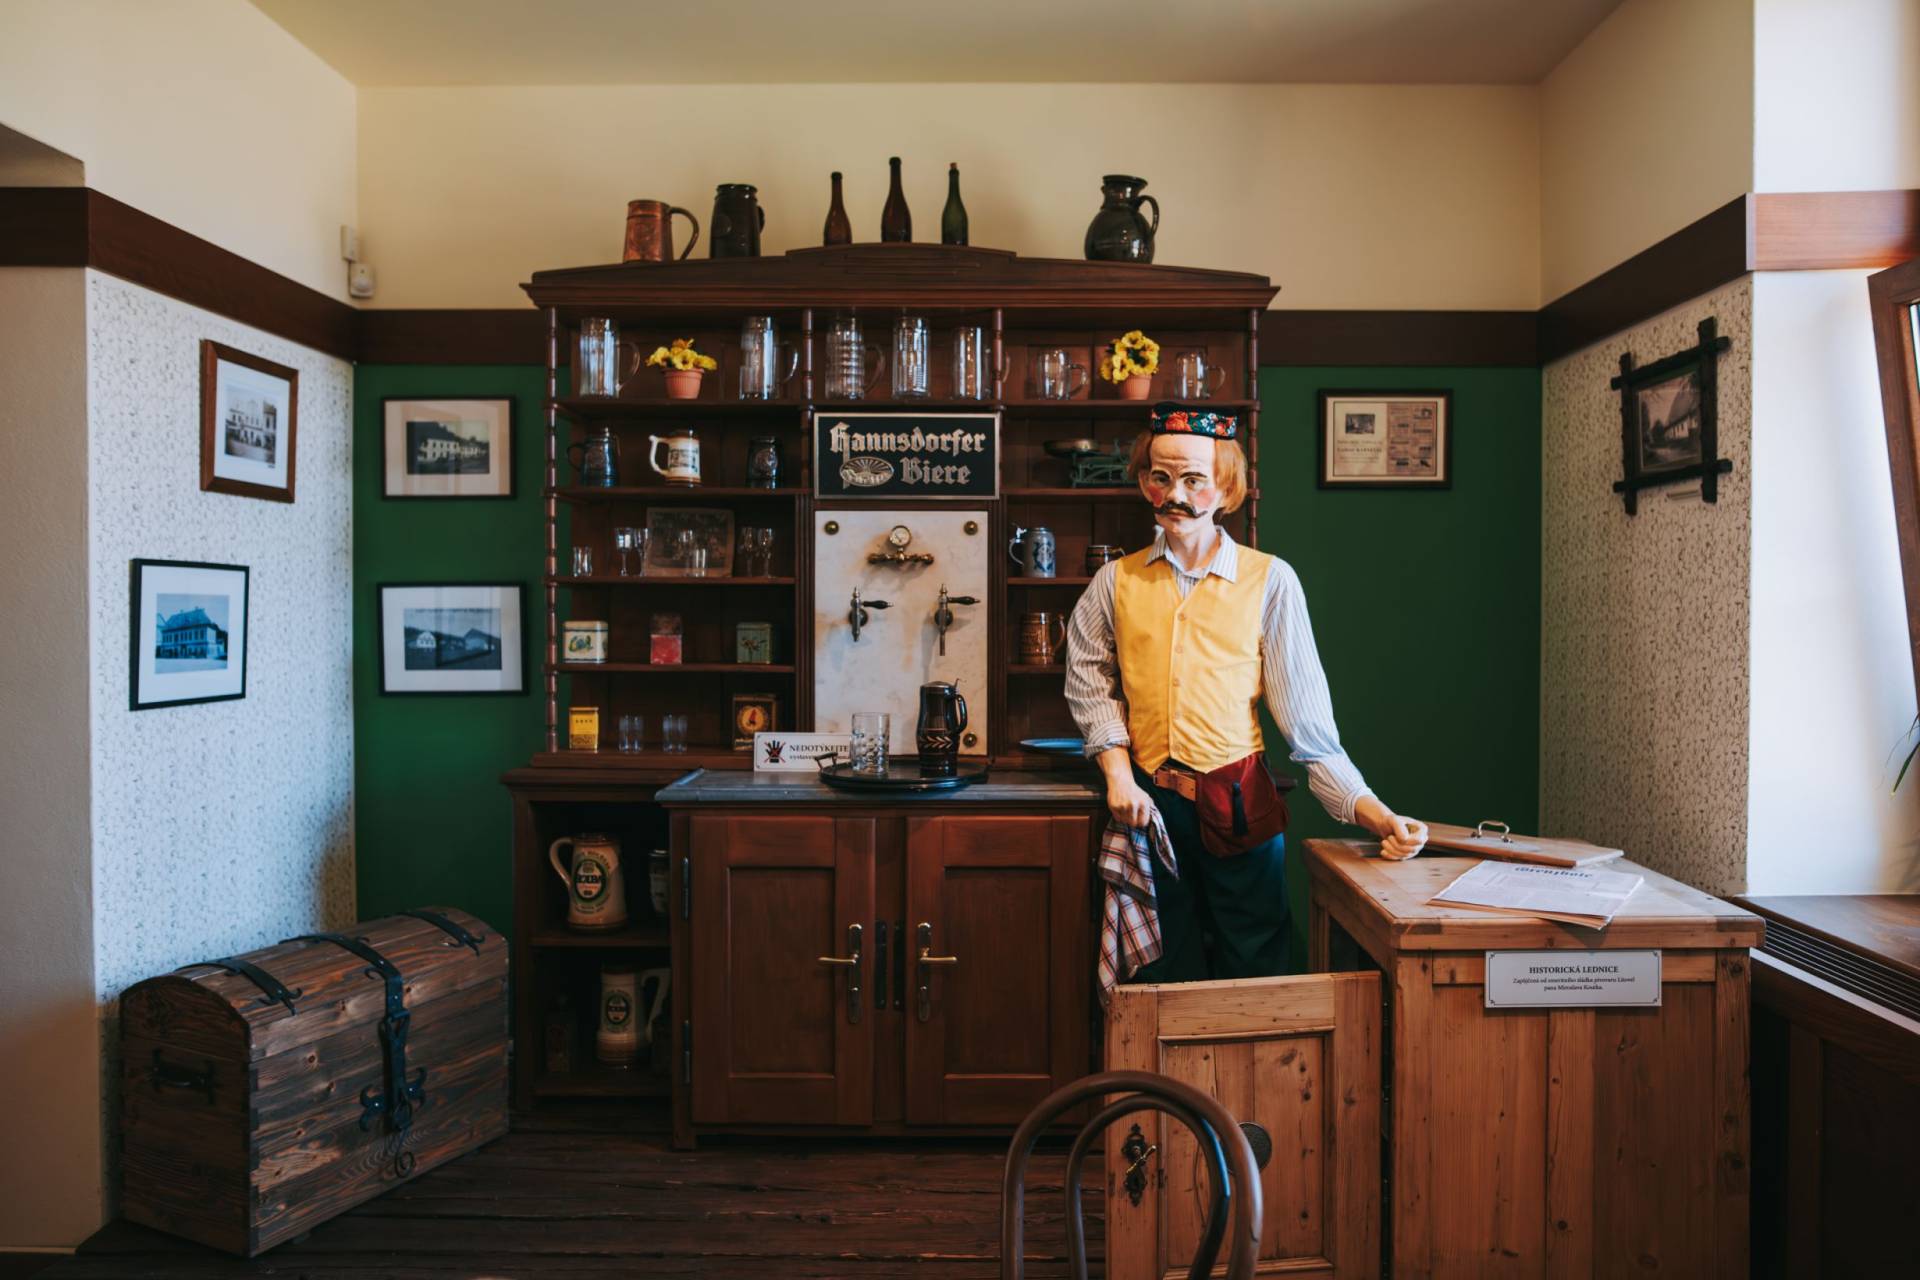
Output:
top-left (886, 524), bottom-right (913, 549)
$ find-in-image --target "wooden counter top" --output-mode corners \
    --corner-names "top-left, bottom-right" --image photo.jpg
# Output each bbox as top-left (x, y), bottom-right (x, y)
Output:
top-left (655, 767), bottom-right (1102, 806)
top-left (1304, 837), bottom-right (1764, 952)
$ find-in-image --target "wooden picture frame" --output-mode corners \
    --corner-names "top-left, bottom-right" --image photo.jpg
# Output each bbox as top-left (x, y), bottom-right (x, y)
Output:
top-left (1610, 316), bottom-right (1734, 514)
top-left (1316, 389), bottom-right (1451, 489)
top-left (377, 581), bottom-right (527, 696)
top-left (1869, 257), bottom-right (1920, 707)
top-left (382, 396), bottom-right (517, 500)
top-left (200, 340), bottom-right (298, 502)
top-left (130, 558), bottom-right (250, 710)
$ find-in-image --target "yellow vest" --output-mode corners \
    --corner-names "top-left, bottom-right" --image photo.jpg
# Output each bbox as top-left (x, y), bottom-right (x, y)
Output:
top-left (1113, 540), bottom-right (1273, 773)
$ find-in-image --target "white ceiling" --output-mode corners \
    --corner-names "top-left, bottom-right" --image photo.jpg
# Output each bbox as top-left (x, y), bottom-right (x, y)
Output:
top-left (249, 0), bottom-right (1625, 87)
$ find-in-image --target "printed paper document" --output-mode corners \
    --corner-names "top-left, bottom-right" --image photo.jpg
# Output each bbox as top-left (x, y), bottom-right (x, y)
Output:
top-left (1430, 861), bottom-right (1644, 929)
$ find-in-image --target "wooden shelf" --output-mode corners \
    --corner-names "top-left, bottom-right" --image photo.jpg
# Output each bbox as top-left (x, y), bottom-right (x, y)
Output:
top-left (552, 662), bottom-right (795, 675)
top-left (550, 575), bottom-right (795, 587)
top-left (532, 923), bottom-right (669, 949)
top-left (1003, 398), bottom-right (1256, 416)
top-left (1006, 487), bottom-right (1259, 502)
top-left (1009, 664), bottom-right (1067, 675)
top-left (552, 396), bottom-right (804, 420)
top-left (1008, 576), bottom-right (1095, 587)
top-left (548, 485), bottom-right (804, 503)
top-left (533, 1066), bottom-right (671, 1099)
top-left (531, 749), bottom-right (749, 770)
top-left (814, 400), bottom-right (1002, 413)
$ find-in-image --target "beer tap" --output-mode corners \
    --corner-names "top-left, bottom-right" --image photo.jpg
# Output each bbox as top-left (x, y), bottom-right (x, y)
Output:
top-left (932, 584), bottom-right (978, 656)
top-left (868, 523), bottom-right (935, 567)
top-left (848, 586), bottom-right (890, 642)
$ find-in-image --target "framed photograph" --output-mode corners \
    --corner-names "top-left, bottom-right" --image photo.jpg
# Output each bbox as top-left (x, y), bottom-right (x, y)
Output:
top-left (642, 508), bottom-right (735, 578)
top-left (130, 559), bottom-right (249, 710)
top-left (1610, 316), bottom-right (1734, 515)
top-left (1316, 390), bottom-right (1451, 489)
top-left (377, 582), bottom-right (525, 696)
top-left (382, 397), bottom-right (516, 499)
top-left (200, 340), bottom-right (297, 502)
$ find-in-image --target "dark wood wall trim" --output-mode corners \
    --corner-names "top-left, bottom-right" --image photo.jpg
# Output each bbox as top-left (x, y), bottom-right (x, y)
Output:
top-left (7, 186), bottom-right (1917, 370)
top-left (0, 187), bottom-right (357, 360)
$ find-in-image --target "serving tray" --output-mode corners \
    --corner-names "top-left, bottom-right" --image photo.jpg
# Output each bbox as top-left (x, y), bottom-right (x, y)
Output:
top-left (815, 759), bottom-right (991, 792)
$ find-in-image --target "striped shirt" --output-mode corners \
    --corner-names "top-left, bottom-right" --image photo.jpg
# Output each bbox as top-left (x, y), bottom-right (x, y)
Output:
top-left (1065, 528), bottom-right (1375, 825)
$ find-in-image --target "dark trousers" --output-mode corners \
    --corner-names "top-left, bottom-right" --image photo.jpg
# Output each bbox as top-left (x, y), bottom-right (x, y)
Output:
top-left (1128, 763), bottom-right (1291, 983)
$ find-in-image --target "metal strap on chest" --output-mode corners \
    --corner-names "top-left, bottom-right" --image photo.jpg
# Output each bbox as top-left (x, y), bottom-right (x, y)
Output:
top-left (288, 932), bottom-right (427, 1157)
top-left (401, 909), bottom-right (485, 954)
top-left (174, 955), bottom-right (302, 1016)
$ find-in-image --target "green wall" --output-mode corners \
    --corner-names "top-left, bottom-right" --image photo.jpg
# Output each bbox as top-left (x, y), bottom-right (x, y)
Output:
top-left (350, 362), bottom-right (1542, 965)
top-left (1255, 366), bottom-right (1541, 965)
top-left (353, 365), bottom-right (550, 932)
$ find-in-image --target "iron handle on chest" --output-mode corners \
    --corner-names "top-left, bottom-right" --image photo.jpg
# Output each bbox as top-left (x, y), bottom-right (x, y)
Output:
top-left (288, 932), bottom-right (427, 1162)
top-left (817, 922), bottom-right (863, 1023)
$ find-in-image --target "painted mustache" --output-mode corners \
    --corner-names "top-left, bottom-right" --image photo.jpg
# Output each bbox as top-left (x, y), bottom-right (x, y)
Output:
top-left (1155, 500), bottom-right (1201, 518)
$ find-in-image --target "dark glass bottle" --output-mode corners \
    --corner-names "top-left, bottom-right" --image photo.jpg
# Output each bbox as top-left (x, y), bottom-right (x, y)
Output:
top-left (881, 156), bottom-right (911, 242)
top-left (823, 171), bottom-right (851, 246)
top-left (941, 163), bottom-right (968, 246)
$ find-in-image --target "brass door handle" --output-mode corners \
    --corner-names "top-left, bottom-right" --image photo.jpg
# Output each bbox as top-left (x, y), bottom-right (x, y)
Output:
top-left (918, 950), bottom-right (959, 966)
top-left (817, 923), bottom-right (863, 1024)
top-left (915, 922), bottom-right (955, 1023)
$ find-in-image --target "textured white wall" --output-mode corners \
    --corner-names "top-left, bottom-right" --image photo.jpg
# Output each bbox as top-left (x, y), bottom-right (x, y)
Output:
top-left (1748, 270), bottom-right (1920, 893)
top-left (1540, 277), bottom-right (1754, 893)
top-left (86, 271), bottom-right (357, 1000)
top-left (1755, 0), bottom-right (1920, 194)
top-left (0, 268), bottom-right (102, 1250)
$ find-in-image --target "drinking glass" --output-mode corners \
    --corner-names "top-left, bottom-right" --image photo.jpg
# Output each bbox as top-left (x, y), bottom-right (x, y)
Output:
top-left (953, 325), bottom-right (990, 400)
top-left (737, 315), bottom-right (797, 400)
top-left (613, 526), bottom-right (638, 576)
top-left (1036, 348), bottom-right (1088, 400)
top-left (824, 315), bottom-right (886, 400)
top-left (685, 544), bottom-right (708, 578)
top-left (892, 315), bottom-right (930, 398)
top-left (850, 712), bottom-right (891, 774)
top-left (571, 545), bottom-right (594, 578)
top-left (1173, 351), bottom-right (1227, 399)
top-left (662, 713), bottom-right (688, 754)
top-left (617, 714), bottom-right (646, 753)
top-left (751, 527), bottom-right (777, 577)
top-left (577, 318), bottom-right (640, 398)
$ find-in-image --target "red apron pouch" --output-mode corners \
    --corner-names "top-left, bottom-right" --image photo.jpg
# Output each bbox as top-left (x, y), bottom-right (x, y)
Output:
top-left (1194, 753), bottom-right (1289, 857)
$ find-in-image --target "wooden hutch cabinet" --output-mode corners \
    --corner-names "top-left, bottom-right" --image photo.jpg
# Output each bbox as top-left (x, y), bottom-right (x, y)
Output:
top-left (503, 244), bottom-right (1278, 1141)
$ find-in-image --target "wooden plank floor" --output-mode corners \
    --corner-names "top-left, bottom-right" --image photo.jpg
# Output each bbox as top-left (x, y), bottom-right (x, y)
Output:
top-left (45, 1108), bottom-right (1106, 1279)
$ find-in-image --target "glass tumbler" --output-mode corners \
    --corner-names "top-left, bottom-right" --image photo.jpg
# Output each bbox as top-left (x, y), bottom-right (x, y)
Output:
top-left (892, 315), bottom-right (930, 398)
top-left (617, 714), bottom-right (646, 753)
top-left (953, 325), bottom-right (990, 400)
top-left (662, 714), bottom-right (688, 754)
top-left (1036, 348), bottom-right (1088, 400)
top-left (850, 712), bottom-right (891, 774)
top-left (571, 545), bottom-right (594, 578)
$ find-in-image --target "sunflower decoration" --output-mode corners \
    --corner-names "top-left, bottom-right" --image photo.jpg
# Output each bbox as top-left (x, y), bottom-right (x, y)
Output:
top-left (645, 338), bottom-right (720, 373)
top-left (1098, 329), bottom-right (1160, 383)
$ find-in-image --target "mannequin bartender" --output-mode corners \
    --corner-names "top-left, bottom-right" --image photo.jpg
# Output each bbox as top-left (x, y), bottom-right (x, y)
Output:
top-left (1066, 403), bottom-right (1428, 981)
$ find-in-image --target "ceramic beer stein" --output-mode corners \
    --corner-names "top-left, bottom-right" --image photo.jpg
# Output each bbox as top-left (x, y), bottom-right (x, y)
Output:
top-left (1007, 525), bottom-right (1057, 577)
top-left (596, 964), bottom-right (641, 1066)
top-left (1084, 543), bottom-right (1125, 574)
top-left (1019, 612), bottom-right (1069, 665)
top-left (648, 429), bottom-right (702, 485)
top-left (549, 832), bottom-right (629, 930)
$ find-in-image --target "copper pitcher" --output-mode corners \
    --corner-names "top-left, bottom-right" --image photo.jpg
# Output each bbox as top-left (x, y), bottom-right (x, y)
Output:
top-left (623, 199), bottom-right (700, 263)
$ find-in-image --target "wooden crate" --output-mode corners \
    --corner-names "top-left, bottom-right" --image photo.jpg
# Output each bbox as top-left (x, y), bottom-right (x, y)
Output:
top-left (119, 908), bottom-right (508, 1255)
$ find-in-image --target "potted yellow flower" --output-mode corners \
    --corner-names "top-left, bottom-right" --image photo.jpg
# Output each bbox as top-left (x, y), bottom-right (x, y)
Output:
top-left (1100, 329), bottom-right (1160, 400)
top-left (645, 338), bottom-right (720, 399)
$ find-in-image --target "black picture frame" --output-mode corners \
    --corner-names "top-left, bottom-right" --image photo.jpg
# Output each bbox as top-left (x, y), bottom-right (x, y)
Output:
top-left (380, 396), bottom-right (518, 500)
top-left (129, 558), bottom-right (250, 710)
top-left (1315, 389), bottom-right (1453, 489)
top-left (1610, 316), bottom-right (1734, 515)
top-left (377, 581), bottom-right (527, 696)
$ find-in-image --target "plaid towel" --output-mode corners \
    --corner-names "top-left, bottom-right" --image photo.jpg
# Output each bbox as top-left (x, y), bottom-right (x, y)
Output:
top-left (1097, 808), bottom-right (1179, 1006)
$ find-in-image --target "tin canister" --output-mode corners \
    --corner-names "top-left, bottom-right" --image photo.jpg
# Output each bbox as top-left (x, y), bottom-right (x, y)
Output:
top-left (735, 621), bottom-right (773, 664)
top-left (562, 620), bottom-right (609, 664)
top-left (568, 706), bottom-right (600, 751)
top-left (596, 964), bottom-right (640, 1066)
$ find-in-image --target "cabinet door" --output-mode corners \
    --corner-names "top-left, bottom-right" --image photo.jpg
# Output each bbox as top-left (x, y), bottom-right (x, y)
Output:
top-left (904, 813), bottom-right (1092, 1125)
top-left (1104, 972), bottom-right (1381, 1280)
top-left (689, 814), bottom-right (875, 1125)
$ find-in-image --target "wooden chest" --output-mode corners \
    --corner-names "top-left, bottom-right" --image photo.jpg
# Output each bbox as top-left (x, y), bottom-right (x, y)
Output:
top-left (119, 908), bottom-right (508, 1255)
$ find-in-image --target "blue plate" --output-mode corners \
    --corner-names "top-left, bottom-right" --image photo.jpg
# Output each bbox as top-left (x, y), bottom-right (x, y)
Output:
top-left (1019, 737), bottom-right (1086, 758)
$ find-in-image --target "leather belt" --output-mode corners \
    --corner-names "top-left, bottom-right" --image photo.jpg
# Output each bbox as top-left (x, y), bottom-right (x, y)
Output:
top-left (1151, 764), bottom-right (1199, 802)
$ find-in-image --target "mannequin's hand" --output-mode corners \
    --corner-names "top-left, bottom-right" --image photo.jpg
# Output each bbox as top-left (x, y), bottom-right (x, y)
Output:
top-left (1105, 774), bottom-right (1156, 829)
top-left (1353, 795), bottom-right (1428, 860)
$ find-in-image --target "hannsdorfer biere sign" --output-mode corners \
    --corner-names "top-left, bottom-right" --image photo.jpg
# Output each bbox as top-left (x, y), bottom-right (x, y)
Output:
top-left (814, 412), bottom-right (999, 499)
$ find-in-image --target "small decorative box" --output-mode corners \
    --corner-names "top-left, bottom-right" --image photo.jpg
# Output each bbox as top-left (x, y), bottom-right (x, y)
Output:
top-left (568, 706), bottom-right (600, 751)
top-left (735, 621), bottom-right (773, 665)
top-left (562, 620), bottom-right (609, 664)
top-left (650, 612), bottom-right (682, 665)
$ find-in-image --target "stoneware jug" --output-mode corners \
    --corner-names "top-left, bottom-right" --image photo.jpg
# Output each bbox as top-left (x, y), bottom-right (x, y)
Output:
top-left (550, 832), bottom-right (629, 930)
top-left (1007, 525), bottom-right (1057, 577)
top-left (596, 964), bottom-right (640, 1065)
top-left (1084, 174), bottom-right (1160, 263)
top-left (916, 680), bottom-right (969, 777)
top-left (622, 198), bottom-right (700, 263)
top-left (709, 183), bottom-right (765, 258)
top-left (567, 425), bottom-right (621, 487)
top-left (648, 429), bottom-right (702, 485)
top-left (1019, 611), bottom-right (1070, 665)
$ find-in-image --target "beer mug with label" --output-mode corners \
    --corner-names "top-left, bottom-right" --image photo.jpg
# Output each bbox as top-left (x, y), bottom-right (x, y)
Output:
top-left (549, 832), bottom-right (629, 930)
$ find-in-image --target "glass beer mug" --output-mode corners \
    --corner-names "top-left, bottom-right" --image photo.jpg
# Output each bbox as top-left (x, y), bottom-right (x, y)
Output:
top-left (738, 315), bottom-right (798, 400)
top-left (824, 315), bottom-right (887, 400)
top-left (892, 315), bottom-right (930, 398)
top-left (1173, 350), bottom-right (1227, 399)
top-left (577, 317), bottom-right (641, 398)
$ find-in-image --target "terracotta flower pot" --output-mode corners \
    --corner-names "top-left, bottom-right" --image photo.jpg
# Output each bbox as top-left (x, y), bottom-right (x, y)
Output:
top-left (1120, 374), bottom-right (1153, 400)
top-left (662, 369), bottom-right (704, 400)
